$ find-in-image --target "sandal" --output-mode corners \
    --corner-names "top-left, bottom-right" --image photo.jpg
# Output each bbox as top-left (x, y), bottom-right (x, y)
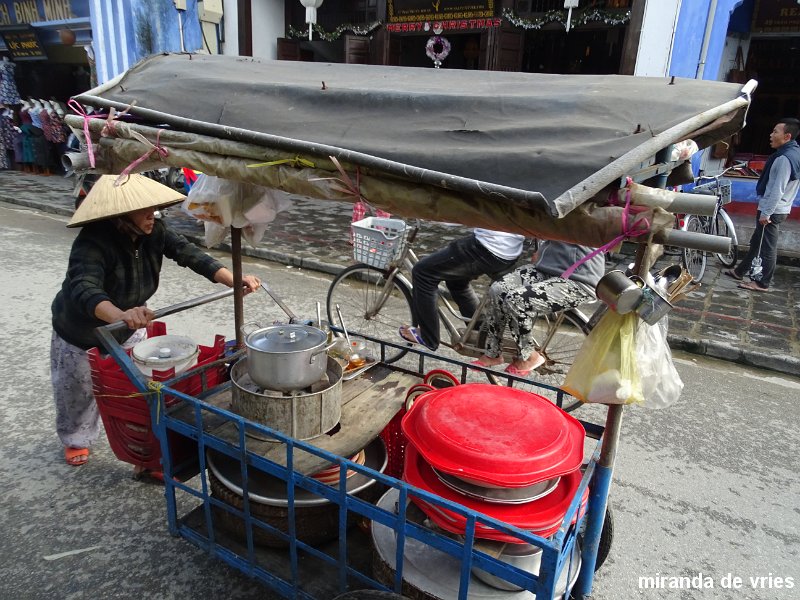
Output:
top-left (504, 355), bottom-right (546, 377)
top-left (64, 446), bottom-right (89, 467)
top-left (133, 465), bottom-right (164, 483)
top-left (723, 269), bottom-right (743, 281)
top-left (470, 357), bottom-right (504, 368)
top-left (738, 281), bottom-right (768, 292)
top-left (399, 325), bottom-right (431, 348)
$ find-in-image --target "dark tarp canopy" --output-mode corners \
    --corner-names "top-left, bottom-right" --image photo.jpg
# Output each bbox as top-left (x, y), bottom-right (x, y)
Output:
top-left (71, 53), bottom-right (752, 246)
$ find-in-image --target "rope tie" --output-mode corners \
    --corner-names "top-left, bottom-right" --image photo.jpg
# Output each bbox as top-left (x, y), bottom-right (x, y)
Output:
top-left (67, 99), bottom-right (103, 168)
top-left (561, 184), bottom-right (651, 279)
top-left (100, 103), bottom-right (136, 138)
top-left (147, 380), bottom-right (166, 423)
top-left (247, 155), bottom-right (316, 169)
top-left (115, 129), bottom-right (169, 186)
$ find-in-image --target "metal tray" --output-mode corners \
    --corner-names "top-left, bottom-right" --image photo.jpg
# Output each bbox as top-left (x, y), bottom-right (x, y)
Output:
top-left (341, 357), bottom-right (379, 381)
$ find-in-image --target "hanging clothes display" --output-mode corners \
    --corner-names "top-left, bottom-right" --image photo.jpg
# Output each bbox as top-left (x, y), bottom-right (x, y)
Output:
top-left (0, 109), bottom-right (14, 170)
top-left (41, 109), bottom-right (68, 144)
top-left (0, 58), bottom-right (22, 105)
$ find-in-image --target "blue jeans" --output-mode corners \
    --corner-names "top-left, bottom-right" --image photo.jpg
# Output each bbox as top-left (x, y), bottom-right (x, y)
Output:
top-left (411, 234), bottom-right (518, 349)
top-left (733, 211), bottom-right (787, 288)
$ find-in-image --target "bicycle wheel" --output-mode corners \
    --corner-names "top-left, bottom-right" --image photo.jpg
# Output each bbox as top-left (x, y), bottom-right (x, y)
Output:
top-left (682, 215), bottom-right (707, 283)
top-left (713, 208), bottom-right (738, 267)
top-left (327, 264), bottom-right (413, 364)
top-left (506, 310), bottom-right (590, 413)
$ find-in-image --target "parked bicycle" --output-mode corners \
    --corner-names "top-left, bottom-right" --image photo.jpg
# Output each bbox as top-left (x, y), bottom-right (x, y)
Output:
top-left (326, 218), bottom-right (596, 412)
top-left (680, 162), bottom-right (745, 283)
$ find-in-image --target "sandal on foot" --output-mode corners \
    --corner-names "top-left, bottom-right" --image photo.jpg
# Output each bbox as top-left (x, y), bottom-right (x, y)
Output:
top-left (399, 325), bottom-right (429, 347)
top-left (723, 269), bottom-right (743, 281)
top-left (471, 357), bottom-right (504, 369)
top-left (738, 281), bottom-right (768, 292)
top-left (64, 447), bottom-right (89, 467)
top-left (133, 465), bottom-right (164, 483)
top-left (504, 355), bottom-right (546, 377)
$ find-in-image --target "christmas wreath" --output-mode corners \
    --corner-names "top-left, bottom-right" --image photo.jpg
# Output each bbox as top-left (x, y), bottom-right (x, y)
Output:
top-left (425, 35), bottom-right (451, 64)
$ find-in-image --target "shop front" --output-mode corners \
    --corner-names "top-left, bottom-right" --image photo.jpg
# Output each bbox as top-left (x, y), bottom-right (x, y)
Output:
top-left (0, 0), bottom-right (92, 173)
top-left (279, 0), bottom-right (636, 71)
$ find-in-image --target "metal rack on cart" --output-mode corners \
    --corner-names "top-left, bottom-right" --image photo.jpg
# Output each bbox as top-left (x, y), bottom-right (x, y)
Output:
top-left (95, 290), bottom-right (612, 600)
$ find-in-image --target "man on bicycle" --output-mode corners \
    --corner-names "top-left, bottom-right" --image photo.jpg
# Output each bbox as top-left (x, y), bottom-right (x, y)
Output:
top-left (726, 118), bottom-right (800, 291)
top-left (399, 229), bottom-right (525, 350)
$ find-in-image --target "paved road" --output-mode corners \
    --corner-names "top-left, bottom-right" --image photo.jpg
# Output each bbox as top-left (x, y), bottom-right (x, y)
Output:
top-left (0, 205), bottom-right (798, 599)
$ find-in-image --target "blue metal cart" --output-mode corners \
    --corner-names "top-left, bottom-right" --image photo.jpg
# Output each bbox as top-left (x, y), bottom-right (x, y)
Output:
top-left (95, 288), bottom-right (615, 600)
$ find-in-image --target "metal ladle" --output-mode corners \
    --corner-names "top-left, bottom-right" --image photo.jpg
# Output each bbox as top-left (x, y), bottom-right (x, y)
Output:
top-left (335, 304), bottom-right (366, 367)
top-left (334, 304), bottom-right (352, 346)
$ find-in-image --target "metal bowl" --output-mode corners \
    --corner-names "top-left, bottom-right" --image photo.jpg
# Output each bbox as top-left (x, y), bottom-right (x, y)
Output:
top-left (433, 467), bottom-right (559, 504)
top-left (471, 537), bottom-right (582, 592)
top-left (207, 436), bottom-right (387, 507)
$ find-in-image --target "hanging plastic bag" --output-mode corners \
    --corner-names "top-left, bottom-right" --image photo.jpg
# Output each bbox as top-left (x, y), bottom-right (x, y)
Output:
top-left (181, 174), bottom-right (239, 226)
top-left (634, 318), bottom-right (683, 409)
top-left (181, 174), bottom-right (293, 247)
top-left (562, 311), bottom-right (643, 405)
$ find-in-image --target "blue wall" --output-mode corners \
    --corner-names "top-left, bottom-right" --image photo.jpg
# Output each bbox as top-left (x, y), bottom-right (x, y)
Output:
top-left (670, 0), bottom-right (746, 80)
top-left (130, 0), bottom-right (203, 59)
top-left (92, 0), bottom-right (204, 84)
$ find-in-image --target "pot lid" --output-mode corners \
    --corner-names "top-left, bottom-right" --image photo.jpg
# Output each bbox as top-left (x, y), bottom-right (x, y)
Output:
top-left (131, 335), bottom-right (198, 367)
top-left (403, 445), bottom-right (587, 542)
top-left (246, 324), bottom-right (327, 353)
top-left (401, 383), bottom-right (584, 488)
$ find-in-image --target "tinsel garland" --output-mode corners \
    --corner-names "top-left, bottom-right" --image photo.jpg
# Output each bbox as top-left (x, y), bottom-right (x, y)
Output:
top-left (287, 8), bottom-right (629, 43)
top-left (287, 21), bottom-right (383, 42)
top-left (502, 8), bottom-right (631, 30)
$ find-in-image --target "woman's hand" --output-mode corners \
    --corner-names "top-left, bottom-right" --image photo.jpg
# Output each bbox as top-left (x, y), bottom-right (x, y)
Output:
top-left (120, 306), bottom-right (155, 329)
top-left (214, 268), bottom-right (261, 295)
top-left (95, 300), bottom-right (154, 329)
top-left (241, 275), bottom-right (261, 294)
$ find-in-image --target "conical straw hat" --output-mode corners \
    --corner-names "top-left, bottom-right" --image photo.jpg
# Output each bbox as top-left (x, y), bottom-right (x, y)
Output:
top-left (67, 174), bottom-right (186, 228)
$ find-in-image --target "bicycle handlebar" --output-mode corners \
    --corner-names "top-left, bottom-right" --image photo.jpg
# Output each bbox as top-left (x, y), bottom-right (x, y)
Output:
top-left (697, 160), bottom-right (748, 183)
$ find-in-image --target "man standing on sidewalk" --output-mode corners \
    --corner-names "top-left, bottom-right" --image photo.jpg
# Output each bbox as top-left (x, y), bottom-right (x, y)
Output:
top-left (725, 118), bottom-right (800, 291)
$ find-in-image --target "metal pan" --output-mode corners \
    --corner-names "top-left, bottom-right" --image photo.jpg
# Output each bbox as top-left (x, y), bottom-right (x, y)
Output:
top-left (432, 467), bottom-right (560, 504)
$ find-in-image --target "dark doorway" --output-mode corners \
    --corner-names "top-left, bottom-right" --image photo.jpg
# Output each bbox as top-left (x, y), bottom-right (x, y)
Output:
top-left (521, 27), bottom-right (625, 74)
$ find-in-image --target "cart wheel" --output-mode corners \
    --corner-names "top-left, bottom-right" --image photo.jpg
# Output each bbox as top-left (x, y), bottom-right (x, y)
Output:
top-left (594, 505), bottom-right (614, 572)
top-left (332, 591), bottom-right (409, 600)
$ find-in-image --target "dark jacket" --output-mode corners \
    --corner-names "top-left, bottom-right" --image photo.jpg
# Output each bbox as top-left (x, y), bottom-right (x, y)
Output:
top-left (52, 219), bottom-right (224, 350)
top-left (756, 139), bottom-right (800, 197)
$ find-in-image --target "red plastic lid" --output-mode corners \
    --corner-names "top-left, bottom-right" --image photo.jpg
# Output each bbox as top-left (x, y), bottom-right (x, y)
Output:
top-left (401, 383), bottom-right (585, 487)
top-left (404, 445), bottom-right (587, 542)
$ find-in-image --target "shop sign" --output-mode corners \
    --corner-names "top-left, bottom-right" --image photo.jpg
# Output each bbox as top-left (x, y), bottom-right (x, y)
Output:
top-left (0, 26), bottom-right (46, 59)
top-left (386, 18), bottom-right (501, 33)
top-left (0, 0), bottom-right (89, 26)
top-left (388, 0), bottom-right (495, 24)
top-left (752, 0), bottom-right (800, 33)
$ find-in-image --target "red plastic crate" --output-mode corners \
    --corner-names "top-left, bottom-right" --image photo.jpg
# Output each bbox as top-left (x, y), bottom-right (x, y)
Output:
top-left (88, 322), bottom-right (227, 471)
top-left (379, 406), bottom-right (408, 480)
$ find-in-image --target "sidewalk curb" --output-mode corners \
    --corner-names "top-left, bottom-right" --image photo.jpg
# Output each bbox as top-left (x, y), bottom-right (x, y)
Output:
top-left (668, 335), bottom-right (800, 377)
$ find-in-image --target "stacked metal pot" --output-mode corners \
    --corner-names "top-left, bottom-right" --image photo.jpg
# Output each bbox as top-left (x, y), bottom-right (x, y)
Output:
top-left (232, 323), bottom-right (341, 440)
top-left (399, 383), bottom-right (587, 592)
top-left (209, 322), bottom-right (386, 547)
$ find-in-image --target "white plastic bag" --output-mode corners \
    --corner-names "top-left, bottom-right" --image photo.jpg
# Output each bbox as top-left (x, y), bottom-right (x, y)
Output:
top-left (634, 317), bottom-right (683, 409)
top-left (181, 175), bottom-right (294, 247)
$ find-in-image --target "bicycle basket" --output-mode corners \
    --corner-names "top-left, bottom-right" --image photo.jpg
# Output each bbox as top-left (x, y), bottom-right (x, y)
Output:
top-left (352, 217), bottom-right (409, 269)
top-left (692, 179), bottom-right (732, 205)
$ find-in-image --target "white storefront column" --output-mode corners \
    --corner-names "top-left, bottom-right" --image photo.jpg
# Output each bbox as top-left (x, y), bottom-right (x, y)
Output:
top-left (634, 0), bottom-right (682, 77)
top-left (251, 0), bottom-right (284, 60)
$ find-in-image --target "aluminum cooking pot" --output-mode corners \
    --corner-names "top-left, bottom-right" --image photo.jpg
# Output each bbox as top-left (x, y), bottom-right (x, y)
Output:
top-left (242, 323), bottom-right (335, 391)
